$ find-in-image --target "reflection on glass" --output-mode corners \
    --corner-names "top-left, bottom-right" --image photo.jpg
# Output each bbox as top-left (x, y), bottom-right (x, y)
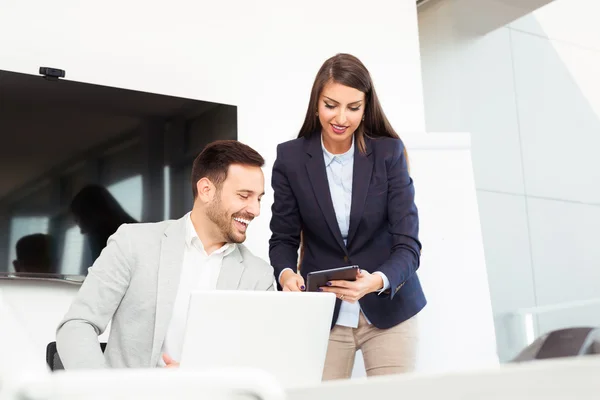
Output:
top-left (108, 175), bottom-right (143, 222)
top-left (70, 184), bottom-right (138, 264)
top-left (163, 166), bottom-right (171, 220)
top-left (12, 233), bottom-right (56, 274)
top-left (61, 225), bottom-right (85, 276)
top-left (0, 68), bottom-right (237, 284)
top-left (8, 216), bottom-right (50, 271)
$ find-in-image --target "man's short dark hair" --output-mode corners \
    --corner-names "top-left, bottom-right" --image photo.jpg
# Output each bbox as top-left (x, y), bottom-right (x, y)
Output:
top-left (191, 140), bottom-right (265, 198)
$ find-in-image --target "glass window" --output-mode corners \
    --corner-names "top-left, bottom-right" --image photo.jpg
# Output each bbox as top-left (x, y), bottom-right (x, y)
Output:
top-left (60, 223), bottom-right (85, 275)
top-left (164, 165), bottom-right (171, 220)
top-left (107, 175), bottom-right (143, 222)
top-left (102, 142), bottom-right (143, 187)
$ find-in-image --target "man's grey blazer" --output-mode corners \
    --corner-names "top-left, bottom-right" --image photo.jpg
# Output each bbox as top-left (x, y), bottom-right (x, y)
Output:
top-left (56, 215), bottom-right (275, 369)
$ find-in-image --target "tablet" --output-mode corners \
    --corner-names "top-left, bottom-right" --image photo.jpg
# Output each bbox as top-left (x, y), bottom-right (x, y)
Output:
top-left (306, 265), bottom-right (359, 292)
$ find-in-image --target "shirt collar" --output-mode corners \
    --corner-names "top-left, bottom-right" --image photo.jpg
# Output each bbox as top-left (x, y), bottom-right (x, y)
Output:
top-left (185, 212), bottom-right (235, 256)
top-left (321, 134), bottom-right (355, 167)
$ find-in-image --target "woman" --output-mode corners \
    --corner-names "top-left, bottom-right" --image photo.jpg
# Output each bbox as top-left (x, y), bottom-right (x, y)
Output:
top-left (269, 53), bottom-right (425, 380)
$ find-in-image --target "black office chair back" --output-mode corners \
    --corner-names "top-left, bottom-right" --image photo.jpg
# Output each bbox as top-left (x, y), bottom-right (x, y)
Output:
top-left (512, 327), bottom-right (600, 362)
top-left (46, 341), bottom-right (107, 371)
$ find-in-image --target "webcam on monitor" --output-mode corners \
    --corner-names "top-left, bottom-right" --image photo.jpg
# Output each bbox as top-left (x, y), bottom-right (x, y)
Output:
top-left (39, 66), bottom-right (66, 80)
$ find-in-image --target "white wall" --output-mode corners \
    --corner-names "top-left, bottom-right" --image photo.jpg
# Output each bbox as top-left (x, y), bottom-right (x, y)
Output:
top-left (406, 133), bottom-right (498, 373)
top-left (419, 0), bottom-right (600, 361)
top-left (0, 280), bottom-right (108, 369)
top-left (433, 0), bottom-right (554, 36)
top-left (0, 288), bottom-right (49, 390)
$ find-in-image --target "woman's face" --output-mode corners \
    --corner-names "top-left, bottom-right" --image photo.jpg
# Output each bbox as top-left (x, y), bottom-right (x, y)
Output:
top-left (317, 80), bottom-right (365, 153)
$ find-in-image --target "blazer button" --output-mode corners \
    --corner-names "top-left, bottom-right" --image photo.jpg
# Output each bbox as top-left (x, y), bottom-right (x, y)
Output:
top-left (343, 256), bottom-right (349, 263)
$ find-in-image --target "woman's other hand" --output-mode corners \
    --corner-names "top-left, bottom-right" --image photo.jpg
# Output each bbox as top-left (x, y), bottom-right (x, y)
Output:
top-left (280, 270), bottom-right (306, 292)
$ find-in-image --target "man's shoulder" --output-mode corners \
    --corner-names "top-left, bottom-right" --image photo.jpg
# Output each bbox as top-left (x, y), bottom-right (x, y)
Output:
top-left (114, 219), bottom-right (179, 244)
top-left (119, 219), bottom-right (175, 234)
top-left (236, 244), bottom-right (273, 275)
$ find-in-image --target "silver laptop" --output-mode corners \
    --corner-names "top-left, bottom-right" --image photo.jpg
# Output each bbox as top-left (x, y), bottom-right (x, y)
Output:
top-left (180, 290), bottom-right (335, 388)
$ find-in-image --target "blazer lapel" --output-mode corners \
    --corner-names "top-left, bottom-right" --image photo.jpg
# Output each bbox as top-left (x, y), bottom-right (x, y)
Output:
top-left (347, 138), bottom-right (374, 246)
top-left (304, 134), bottom-right (348, 254)
top-left (216, 246), bottom-right (244, 290)
top-left (150, 217), bottom-right (185, 366)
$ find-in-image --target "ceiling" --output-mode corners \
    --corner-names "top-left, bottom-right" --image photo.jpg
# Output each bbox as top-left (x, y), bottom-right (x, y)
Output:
top-left (0, 70), bottom-right (218, 201)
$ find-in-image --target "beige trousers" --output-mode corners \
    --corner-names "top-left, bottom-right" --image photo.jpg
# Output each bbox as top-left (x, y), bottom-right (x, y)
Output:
top-left (322, 312), bottom-right (418, 381)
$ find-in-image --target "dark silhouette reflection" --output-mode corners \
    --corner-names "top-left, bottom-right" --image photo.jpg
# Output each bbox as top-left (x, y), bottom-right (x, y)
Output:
top-left (70, 184), bottom-right (137, 262)
top-left (13, 233), bottom-right (57, 274)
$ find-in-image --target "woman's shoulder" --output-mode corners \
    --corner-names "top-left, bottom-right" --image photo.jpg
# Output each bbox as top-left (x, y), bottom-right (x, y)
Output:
top-left (276, 136), bottom-right (305, 151)
top-left (368, 136), bottom-right (406, 158)
top-left (368, 135), bottom-right (404, 147)
top-left (275, 137), bottom-right (307, 162)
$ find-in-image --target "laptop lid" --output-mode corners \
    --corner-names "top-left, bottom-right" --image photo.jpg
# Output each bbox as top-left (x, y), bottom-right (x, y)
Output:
top-left (180, 290), bottom-right (335, 388)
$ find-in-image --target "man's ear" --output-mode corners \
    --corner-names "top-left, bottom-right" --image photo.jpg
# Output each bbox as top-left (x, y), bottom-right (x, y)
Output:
top-left (196, 177), bottom-right (214, 203)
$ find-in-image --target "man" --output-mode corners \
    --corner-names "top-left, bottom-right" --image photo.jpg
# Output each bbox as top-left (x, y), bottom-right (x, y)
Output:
top-left (57, 140), bottom-right (274, 369)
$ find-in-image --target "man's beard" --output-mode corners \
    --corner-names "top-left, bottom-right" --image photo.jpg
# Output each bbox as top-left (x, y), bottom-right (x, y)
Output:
top-left (206, 195), bottom-right (247, 244)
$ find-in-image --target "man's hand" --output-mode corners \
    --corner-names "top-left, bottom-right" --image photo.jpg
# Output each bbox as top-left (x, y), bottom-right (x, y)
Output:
top-left (162, 353), bottom-right (180, 368)
top-left (280, 270), bottom-right (305, 292)
top-left (319, 269), bottom-right (383, 303)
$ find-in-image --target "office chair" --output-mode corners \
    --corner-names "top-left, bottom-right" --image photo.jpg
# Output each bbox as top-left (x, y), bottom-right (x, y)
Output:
top-left (46, 341), bottom-right (107, 371)
top-left (512, 327), bottom-right (600, 362)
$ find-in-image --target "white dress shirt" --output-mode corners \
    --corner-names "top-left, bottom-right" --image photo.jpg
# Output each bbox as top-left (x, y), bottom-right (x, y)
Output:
top-left (159, 213), bottom-right (234, 365)
top-left (320, 138), bottom-right (389, 328)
